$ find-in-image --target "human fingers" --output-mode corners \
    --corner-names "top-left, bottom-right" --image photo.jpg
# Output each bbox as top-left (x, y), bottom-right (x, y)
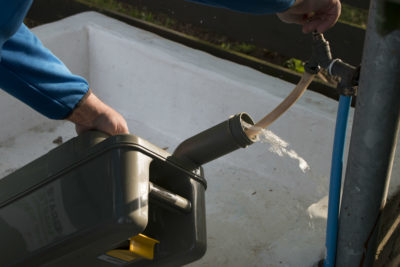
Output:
top-left (302, 0), bottom-right (341, 33)
top-left (69, 91), bottom-right (129, 136)
top-left (277, 12), bottom-right (304, 24)
top-left (92, 110), bottom-right (130, 136)
top-left (75, 111), bottom-right (129, 136)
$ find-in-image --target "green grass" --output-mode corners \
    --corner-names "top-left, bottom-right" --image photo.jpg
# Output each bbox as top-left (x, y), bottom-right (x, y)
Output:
top-left (233, 43), bottom-right (257, 54)
top-left (339, 3), bottom-right (369, 29)
top-left (283, 58), bottom-right (305, 73)
top-left (220, 42), bottom-right (256, 54)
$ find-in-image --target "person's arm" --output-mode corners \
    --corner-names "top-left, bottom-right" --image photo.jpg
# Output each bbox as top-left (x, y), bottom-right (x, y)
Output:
top-left (0, 0), bottom-right (32, 58)
top-left (0, 24), bottom-right (128, 135)
top-left (0, 24), bottom-right (89, 119)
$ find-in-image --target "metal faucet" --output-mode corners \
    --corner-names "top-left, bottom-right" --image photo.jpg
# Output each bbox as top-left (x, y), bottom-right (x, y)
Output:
top-left (305, 32), bottom-right (359, 96)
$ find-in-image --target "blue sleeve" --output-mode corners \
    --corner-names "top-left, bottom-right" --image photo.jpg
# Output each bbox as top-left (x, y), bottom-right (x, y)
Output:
top-left (0, 0), bottom-right (32, 56)
top-left (0, 24), bottom-right (89, 119)
top-left (186, 0), bottom-right (296, 14)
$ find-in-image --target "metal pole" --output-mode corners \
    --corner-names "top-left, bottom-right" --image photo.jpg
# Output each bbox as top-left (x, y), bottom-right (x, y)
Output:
top-left (336, 0), bottom-right (400, 265)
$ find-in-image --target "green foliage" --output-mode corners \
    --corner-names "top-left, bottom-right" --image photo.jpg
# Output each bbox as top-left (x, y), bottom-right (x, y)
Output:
top-left (339, 4), bottom-right (368, 29)
top-left (164, 18), bottom-right (177, 28)
top-left (283, 58), bottom-right (305, 73)
top-left (220, 42), bottom-right (231, 50)
top-left (234, 43), bottom-right (256, 54)
top-left (220, 42), bottom-right (256, 54)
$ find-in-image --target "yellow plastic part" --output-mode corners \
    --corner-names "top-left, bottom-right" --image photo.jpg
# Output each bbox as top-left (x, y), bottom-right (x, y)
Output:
top-left (129, 234), bottom-right (160, 260)
top-left (106, 234), bottom-right (160, 263)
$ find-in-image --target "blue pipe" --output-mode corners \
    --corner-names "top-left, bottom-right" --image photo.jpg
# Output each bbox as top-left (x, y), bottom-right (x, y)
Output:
top-left (324, 95), bottom-right (352, 267)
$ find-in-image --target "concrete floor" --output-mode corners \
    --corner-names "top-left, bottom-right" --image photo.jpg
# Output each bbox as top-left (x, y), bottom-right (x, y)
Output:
top-left (1, 12), bottom-right (400, 266)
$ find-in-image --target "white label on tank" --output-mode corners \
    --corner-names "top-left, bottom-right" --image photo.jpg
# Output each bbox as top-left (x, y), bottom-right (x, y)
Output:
top-left (0, 180), bottom-right (76, 252)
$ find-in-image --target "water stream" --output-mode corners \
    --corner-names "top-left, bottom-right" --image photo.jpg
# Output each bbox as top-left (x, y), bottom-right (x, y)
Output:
top-left (243, 121), bottom-right (310, 173)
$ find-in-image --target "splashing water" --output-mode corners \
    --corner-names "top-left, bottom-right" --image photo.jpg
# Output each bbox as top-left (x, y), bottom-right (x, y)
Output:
top-left (242, 121), bottom-right (310, 173)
